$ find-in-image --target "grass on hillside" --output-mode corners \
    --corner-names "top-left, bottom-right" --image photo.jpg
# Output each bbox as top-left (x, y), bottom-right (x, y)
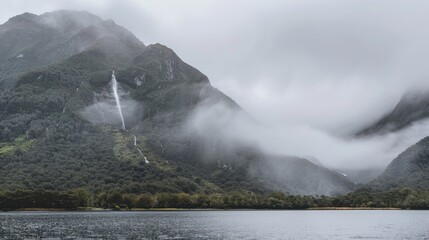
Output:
top-left (99, 125), bottom-right (171, 168)
top-left (98, 124), bottom-right (222, 193)
top-left (0, 135), bottom-right (35, 156)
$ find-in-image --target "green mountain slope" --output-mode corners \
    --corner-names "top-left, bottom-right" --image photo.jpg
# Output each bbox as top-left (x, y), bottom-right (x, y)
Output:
top-left (0, 10), bottom-right (355, 196)
top-left (370, 137), bottom-right (429, 190)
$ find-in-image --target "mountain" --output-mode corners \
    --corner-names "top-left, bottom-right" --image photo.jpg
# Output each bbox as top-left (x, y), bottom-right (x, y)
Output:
top-left (359, 90), bottom-right (429, 135)
top-left (0, 10), bottom-right (354, 196)
top-left (0, 10), bottom-right (142, 91)
top-left (369, 137), bottom-right (429, 190)
top-left (355, 88), bottom-right (429, 187)
top-left (355, 86), bottom-right (429, 189)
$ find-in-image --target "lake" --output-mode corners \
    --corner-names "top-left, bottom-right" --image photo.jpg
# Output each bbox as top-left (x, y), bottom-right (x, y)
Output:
top-left (1, 210), bottom-right (428, 239)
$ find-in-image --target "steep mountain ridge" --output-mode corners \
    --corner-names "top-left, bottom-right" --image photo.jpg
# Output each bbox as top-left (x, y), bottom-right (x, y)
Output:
top-left (359, 89), bottom-right (429, 135)
top-left (370, 136), bottom-right (429, 190)
top-left (0, 10), bottom-right (142, 90)
top-left (0, 10), bottom-right (355, 196)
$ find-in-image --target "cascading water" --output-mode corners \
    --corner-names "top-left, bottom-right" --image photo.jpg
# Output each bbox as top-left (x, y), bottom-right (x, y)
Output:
top-left (133, 135), bottom-right (149, 164)
top-left (111, 71), bottom-right (126, 130)
top-left (111, 71), bottom-right (148, 163)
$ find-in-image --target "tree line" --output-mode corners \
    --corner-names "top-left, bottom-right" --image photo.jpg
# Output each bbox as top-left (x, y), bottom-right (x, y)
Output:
top-left (1, 187), bottom-right (429, 210)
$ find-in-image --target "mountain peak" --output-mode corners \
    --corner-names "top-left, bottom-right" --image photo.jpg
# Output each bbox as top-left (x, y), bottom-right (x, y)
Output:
top-left (5, 12), bottom-right (38, 25)
top-left (39, 10), bottom-right (102, 24)
top-left (0, 10), bottom-right (143, 89)
top-left (4, 10), bottom-right (102, 27)
top-left (358, 89), bottom-right (429, 136)
top-left (39, 10), bottom-right (102, 35)
top-left (40, 9), bottom-right (99, 18)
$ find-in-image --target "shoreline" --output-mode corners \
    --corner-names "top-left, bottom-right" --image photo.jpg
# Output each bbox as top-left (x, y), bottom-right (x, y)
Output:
top-left (307, 207), bottom-right (402, 210)
top-left (1, 207), bottom-right (405, 212)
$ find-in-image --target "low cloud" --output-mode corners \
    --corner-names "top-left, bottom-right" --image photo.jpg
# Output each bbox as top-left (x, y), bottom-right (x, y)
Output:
top-left (80, 99), bottom-right (142, 129)
top-left (187, 101), bottom-right (429, 170)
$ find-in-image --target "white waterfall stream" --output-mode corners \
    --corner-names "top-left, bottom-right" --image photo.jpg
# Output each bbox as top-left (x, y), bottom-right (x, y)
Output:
top-left (133, 135), bottom-right (149, 164)
top-left (111, 71), bottom-right (126, 130)
top-left (112, 71), bottom-right (148, 163)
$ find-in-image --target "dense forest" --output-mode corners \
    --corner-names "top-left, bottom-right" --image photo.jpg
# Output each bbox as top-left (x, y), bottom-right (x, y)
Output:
top-left (1, 187), bottom-right (429, 210)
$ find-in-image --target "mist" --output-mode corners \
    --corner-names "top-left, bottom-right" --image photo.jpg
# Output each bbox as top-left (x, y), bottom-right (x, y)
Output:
top-left (80, 99), bottom-right (142, 129)
top-left (80, 77), bottom-right (142, 129)
top-left (3, 0), bottom-right (429, 171)
top-left (186, 101), bottom-right (429, 171)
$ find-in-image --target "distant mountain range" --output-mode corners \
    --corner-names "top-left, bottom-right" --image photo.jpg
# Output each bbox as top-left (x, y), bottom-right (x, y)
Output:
top-left (0, 10), bottom-right (355, 196)
top-left (358, 89), bottom-right (429, 190)
top-left (370, 137), bottom-right (429, 190)
top-left (359, 90), bottom-right (429, 136)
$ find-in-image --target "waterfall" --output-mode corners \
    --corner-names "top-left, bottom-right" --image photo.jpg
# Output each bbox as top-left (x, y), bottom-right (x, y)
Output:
top-left (133, 135), bottom-right (149, 164)
top-left (112, 71), bottom-right (126, 130)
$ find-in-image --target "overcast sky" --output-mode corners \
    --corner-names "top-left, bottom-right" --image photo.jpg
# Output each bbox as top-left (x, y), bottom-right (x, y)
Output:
top-left (2, 0), bottom-right (429, 169)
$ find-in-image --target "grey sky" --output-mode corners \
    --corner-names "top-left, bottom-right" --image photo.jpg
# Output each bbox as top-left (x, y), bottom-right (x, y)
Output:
top-left (2, 0), bottom-right (429, 169)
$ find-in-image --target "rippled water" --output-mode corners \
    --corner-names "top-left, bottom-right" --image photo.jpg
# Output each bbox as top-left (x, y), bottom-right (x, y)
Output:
top-left (1, 210), bottom-right (429, 239)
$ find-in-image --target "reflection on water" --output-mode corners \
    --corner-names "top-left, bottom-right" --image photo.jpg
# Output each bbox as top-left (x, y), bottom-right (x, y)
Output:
top-left (1, 210), bottom-right (429, 239)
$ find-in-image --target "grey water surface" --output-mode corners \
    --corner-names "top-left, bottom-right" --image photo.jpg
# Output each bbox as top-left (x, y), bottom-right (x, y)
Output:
top-left (1, 210), bottom-right (428, 239)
